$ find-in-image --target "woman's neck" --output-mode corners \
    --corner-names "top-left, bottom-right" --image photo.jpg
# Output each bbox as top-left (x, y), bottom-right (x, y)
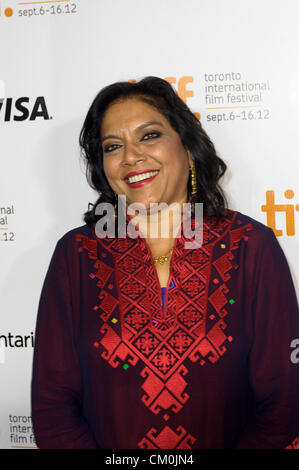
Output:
top-left (127, 199), bottom-right (187, 252)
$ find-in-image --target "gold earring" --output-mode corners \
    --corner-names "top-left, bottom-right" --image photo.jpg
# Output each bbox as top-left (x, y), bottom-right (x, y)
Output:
top-left (113, 192), bottom-right (118, 211)
top-left (189, 158), bottom-right (197, 197)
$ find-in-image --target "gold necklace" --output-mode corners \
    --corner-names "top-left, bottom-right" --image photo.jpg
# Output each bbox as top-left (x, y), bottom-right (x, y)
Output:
top-left (153, 248), bottom-right (173, 265)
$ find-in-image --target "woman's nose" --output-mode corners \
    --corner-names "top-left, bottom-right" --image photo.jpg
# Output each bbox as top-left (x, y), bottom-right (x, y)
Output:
top-left (122, 141), bottom-right (145, 165)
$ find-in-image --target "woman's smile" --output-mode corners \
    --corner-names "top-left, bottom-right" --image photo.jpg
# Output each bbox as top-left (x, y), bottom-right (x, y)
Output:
top-left (124, 169), bottom-right (159, 187)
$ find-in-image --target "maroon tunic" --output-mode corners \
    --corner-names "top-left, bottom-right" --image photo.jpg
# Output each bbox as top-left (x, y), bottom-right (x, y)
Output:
top-left (31, 209), bottom-right (299, 449)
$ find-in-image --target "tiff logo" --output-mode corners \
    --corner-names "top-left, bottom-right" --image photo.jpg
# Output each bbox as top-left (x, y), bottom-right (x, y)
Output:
top-left (261, 190), bottom-right (299, 236)
top-left (129, 75), bottom-right (201, 120)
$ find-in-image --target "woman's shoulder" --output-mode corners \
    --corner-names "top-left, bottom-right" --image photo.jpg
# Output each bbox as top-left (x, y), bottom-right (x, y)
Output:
top-left (53, 224), bottom-right (97, 258)
top-left (223, 208), bottom-right (278, 250)
top-left (58, 224), bottom-right (92, 240)
top-left (225, 208), bottom-right (273, 235)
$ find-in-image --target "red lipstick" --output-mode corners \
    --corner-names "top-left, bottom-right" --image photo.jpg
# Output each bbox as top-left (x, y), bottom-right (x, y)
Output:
top-left (124, 169), bottom-right (159, 189)
top-left (124, 169), bottom-right (159, 179)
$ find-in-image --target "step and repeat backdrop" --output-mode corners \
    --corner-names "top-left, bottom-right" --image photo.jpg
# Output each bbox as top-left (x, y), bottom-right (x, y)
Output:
top-left (0, 0), bottom-right (299, 449)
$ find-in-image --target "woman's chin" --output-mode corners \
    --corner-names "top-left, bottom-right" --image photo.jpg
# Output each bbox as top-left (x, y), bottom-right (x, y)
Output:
top-left (126, 198), bottom-right (163, 214)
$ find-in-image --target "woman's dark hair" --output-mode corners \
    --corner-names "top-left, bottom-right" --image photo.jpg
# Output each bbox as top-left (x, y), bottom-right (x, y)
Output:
top-left (79, 76), bottom-right (228, 228)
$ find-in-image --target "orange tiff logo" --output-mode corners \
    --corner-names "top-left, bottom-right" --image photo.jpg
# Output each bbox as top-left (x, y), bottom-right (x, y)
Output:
top-left (261, 190), bottom-right (299, 236)
top-left (128, 76), bottom-right (200, 119)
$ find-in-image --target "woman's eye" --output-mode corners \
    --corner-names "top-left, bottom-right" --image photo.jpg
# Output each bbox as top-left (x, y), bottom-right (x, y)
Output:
top-left (103, 144), bottom-right (120, 153)
top-left (142, 132), bottom-right (161, 141)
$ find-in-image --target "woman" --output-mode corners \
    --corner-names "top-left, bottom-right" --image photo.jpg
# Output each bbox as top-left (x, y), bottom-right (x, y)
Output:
top-left (31, 77), bottom-right (299, 449)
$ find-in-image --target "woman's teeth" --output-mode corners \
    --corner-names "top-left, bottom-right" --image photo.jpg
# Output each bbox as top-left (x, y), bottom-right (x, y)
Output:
top-left (126, 170), bottom-right (159, 184)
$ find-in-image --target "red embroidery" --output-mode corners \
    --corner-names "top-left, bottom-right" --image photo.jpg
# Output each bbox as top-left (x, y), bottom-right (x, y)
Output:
top-left (138, 424), bottom-right (196, 449)
top-left (97, 291), bottom-right (118, 320)
top-left (76, 209), bottom-right (253, 449)
top-left (285, 436), bottom-right (299, 449)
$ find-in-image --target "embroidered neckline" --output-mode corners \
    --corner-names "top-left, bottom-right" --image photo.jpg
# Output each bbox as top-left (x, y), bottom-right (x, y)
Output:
top-left (75, 209), bottom-right (254, 449)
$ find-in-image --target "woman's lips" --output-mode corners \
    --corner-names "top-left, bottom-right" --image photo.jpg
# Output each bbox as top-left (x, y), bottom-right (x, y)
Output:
top-left (124, 170), bottom-right (159, 188)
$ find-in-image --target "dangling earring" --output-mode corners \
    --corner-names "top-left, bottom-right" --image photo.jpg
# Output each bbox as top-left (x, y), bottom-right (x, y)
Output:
top-left (189, 158), bottom-right (197, 195)
top-left (189, 157), bottom-right (197, 215)
top-left (113, 192), bottom-right (118, 216)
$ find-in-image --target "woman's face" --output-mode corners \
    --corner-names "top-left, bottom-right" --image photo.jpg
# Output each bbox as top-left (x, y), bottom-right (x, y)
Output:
top-left (101, 97), bottom-right (191, 211)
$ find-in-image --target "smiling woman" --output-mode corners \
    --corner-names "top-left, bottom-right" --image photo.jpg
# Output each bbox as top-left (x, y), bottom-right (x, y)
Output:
top-left (80, 77), bottom-right (227, 228)
top-left (31, 77), bottom-right (299, 450)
